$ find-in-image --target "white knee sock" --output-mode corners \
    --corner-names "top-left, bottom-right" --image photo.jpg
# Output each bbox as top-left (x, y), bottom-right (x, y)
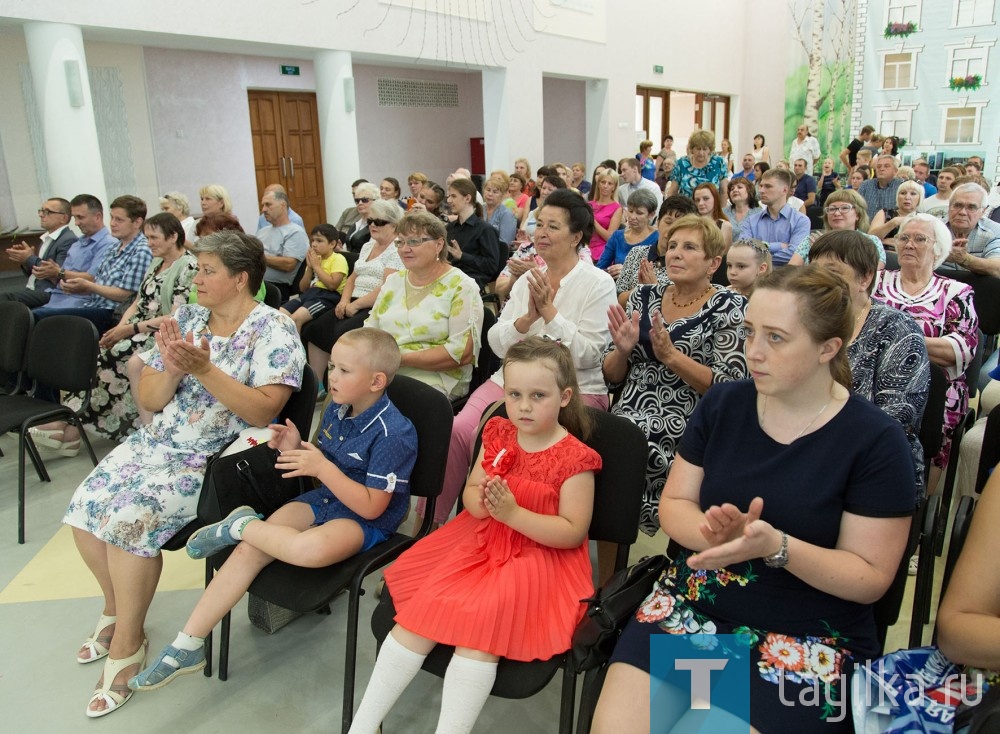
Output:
top-left (348, 633), bottom-right (428, 734)
top-left (435, 655), bottom-right (498, 734)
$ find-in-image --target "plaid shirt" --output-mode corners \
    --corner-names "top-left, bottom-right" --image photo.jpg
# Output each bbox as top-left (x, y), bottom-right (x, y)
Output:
top-left (84, 232), bottom-right (152, 310)
top-left (858, 178), bottom-right (902, 220)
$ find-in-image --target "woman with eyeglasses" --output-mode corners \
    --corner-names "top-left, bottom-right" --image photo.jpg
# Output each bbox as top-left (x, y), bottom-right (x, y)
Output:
top-left (302, 199), bottom-right (405, 387)
top-left (344, 182), bottom-right (380, 253)
top-left (874, 214), bottom-right (979, 494)
top-left (788, 189), bottom-right (886, 268)
top-left (365, 210), bottom-right (483, 400)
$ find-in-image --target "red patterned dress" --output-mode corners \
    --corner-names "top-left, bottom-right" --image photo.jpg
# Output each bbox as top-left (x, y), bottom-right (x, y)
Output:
top-left (384, 417), bottom-right (602, 662)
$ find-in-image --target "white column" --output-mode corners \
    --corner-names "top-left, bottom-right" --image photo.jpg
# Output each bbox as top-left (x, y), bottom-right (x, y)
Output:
top-left (482, 65), bottom-right (544, 176)
top-left (314, 50), bottom-right (360, 222)
top-left (585, 79), bottom-right (610, 174)
top-left (23, 22), bottom-right (106, 204)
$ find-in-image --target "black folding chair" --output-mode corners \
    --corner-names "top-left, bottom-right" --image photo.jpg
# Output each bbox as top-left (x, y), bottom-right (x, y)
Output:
top-left (262, 282), bottom-right (282, 309)
top-left (0, 301), bottom-right (33, 397)
top-left (451, 308), bottom-right (498, 415)
top-left (368, 406), bottom-right (648, 734)
top-left (203, 374), bottom-right (452, 734)
top-left (0, 316), bottom-right (100, 543)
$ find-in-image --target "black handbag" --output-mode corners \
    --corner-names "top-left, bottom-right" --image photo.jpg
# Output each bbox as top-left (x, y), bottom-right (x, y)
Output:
top-left (196, 441), bottom-right (303, 524)
top-left (570, 554), bottom-right (670, 673)
top-left (954, 680), bottom-right (1000, 733)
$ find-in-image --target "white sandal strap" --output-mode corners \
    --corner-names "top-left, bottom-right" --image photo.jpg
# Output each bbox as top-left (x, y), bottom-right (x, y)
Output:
top-left (85, 641), bottom-right (147, 718)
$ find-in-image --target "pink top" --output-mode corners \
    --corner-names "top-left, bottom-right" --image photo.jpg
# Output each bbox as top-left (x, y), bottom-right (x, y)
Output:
top-left (589, 200), bottom-right (622, 261)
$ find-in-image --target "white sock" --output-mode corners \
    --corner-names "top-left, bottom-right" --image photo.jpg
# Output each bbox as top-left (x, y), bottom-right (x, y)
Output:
top-left (435, 655), bottom-right (497, 734)
top-left (229, 515), bottom-right (257, 541)
top-left (172, 631), bottom-right (204, 651)
top-left (348, 633), bottom-right (428, 734)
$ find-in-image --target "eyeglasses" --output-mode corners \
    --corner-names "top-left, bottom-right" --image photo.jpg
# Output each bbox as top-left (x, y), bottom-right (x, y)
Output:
top-left (354, 197), bottom-right (372, 204)
top-left (824, 206), bottom-right (854, 215)
top-left (896, 234), bottom-right (934, 245)
top-left (37, 208), bottom-right (62, 216)
top-left (367, 218), bottom-right (390, 227)
top-left (396, 237), bottom-right (436, 248)
top-left (950, 203), bottom-right (982, 212)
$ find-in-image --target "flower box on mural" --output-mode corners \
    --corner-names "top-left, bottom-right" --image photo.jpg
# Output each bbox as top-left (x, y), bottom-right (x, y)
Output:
top-left (949, 74), bottom-right (982, 91)
top-left (884, 22), bottom-right (918, 38)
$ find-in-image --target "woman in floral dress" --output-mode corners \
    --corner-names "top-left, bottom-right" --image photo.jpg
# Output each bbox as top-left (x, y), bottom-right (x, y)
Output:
top-left (64, 231), bottom-right (305, 718)
top-left (594, 266), bottom-right (915, 733)
top-left (32, 213), bottom-right (198, 448)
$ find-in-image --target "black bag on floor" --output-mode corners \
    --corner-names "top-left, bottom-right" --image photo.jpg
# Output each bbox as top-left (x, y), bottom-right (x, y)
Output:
top-left (197, 440), bottom-right (302, 523)
top-left (570, 554), bottom-right (669, 673)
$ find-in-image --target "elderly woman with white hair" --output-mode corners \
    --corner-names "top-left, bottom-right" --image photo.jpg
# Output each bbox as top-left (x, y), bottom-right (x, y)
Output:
top-left (869, 179), bottom-right (924, 248)
top-left (159, 192), bottom-right (197, 245)
top-left (344, 181), bottom-right (381, 253)
top-left (874, 213), bottom-right (979, 493)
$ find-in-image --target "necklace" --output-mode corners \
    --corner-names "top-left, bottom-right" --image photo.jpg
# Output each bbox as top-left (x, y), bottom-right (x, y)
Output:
top-left (759, 395), bottom-right (832, 441)
top-left (670, 284), bottom-right (713, 309)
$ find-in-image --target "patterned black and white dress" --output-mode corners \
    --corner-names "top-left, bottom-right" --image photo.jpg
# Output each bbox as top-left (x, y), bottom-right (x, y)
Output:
top-left (848, 301), bottom-right (930, 500)
top-left (605, 284), bottom-right (748, 535)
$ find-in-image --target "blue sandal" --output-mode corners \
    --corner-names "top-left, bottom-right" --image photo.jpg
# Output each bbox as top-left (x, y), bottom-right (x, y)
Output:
top-left (129, 644), bottom-right (206, 691)
top-left (186, 505), bottom-right (262, 559)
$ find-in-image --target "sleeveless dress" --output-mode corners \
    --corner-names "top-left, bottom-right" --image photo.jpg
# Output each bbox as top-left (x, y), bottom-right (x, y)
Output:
top-left (384, 417), bottom-right (602, 662)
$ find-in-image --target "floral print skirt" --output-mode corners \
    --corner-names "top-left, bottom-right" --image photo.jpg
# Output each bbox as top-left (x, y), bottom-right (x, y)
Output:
top-left (610, 564), bottom-right (858, 732)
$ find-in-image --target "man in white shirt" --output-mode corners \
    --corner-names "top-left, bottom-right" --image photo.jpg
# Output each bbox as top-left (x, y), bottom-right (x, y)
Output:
top-left (788, 124), bottom-right (822, 174)
top-left (2, 198), bottom-right (77, 306)
top-left (616, 158), bottom-right (663, 209)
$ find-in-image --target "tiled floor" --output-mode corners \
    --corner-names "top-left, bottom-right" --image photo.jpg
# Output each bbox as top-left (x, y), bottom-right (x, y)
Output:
top-left (0, 409), bottom-right (945, 732)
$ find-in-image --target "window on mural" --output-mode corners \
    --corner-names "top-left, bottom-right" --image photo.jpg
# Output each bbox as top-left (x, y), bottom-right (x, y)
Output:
top-left (883, 53), bottom-right (914, 88)
top-left (954, 0), bottom-right (995, 27)
top-left (888, 0), bottom-right (921, 25)
top-left (949, 47), bottom-right (988, 81)
top-left (944, 107), bottom-right (978, 144)
top-left (878, 111), bottom-right (912, 140)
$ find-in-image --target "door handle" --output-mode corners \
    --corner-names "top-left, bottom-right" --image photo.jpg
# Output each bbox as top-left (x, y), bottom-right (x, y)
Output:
top-left (281, 157), bottom-right (286, 177)
top-left (289, 157), bottom-right (295, 178)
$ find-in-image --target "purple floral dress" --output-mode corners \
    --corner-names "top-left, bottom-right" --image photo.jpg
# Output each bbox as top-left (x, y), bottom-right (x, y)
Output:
top-left (873, 271), bottom-right (978, 468)
top-left (63, 303), bottom-right (305, 556)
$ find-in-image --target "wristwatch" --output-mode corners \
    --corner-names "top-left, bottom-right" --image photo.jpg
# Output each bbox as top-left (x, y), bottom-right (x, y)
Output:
top-left (763, 531), bottom-right (789, 568)
top-left (58, 268), bottom-right (66, 281)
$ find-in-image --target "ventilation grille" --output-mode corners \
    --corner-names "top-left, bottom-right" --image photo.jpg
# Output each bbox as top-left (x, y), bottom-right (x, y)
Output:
top-left (377, 77), bottom-right (459, 108)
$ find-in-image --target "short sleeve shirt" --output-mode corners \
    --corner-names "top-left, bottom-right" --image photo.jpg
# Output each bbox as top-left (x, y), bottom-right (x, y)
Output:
top-left (314, 394), bottom-right (418, 533)
top-left (84, 233), bottom-right (152, 310)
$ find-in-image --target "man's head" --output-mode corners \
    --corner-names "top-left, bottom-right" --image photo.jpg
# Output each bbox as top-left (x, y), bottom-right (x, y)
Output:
top-left (260, 190), bottom-right (290, 226)
top-left (965, 160), bottom-right (983, 176)
top-left (948, 182), bottom-right (989, 236)
top-left (108, 195), bottom-right (147, 244)
top-left (70, 194), bottom-right (105, 237)
top-left (912, 159), bottom-right (931, 183)
top-left (793, 159), bottom-right (808, 178)
top-left (860, 125), bottom-right (875, 141)
top-left (618, 158), bottom-right (640, 184)
top-left (758, 169), bottom-right (793, 207)
top-left (263, 183), bottom-right (287, 197)
top-left (796, 124), bottom-right (809, 140)
top-left (742, 154), bottom-right (754, 172)
top-left (38, 197), bottom-right (71, 233)
top-left (874, 154), bottom-right (898, 184)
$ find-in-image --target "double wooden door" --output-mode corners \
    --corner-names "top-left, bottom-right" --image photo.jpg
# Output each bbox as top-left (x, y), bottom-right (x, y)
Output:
top-left (248, 91), bottom-right (326, 232)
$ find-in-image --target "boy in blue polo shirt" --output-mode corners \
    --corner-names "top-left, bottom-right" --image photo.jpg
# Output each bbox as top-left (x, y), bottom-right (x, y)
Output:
top-left (129, 327), bottom-right (417, 693)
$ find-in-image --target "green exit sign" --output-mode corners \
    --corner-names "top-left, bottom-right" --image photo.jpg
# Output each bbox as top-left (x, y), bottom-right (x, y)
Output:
top-left (280, 65), bottom-right (300, 76)
top-left (653, 65), bottom-right (664, 74)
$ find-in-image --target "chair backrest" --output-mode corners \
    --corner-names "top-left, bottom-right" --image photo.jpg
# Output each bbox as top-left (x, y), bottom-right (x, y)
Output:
top-left (386, 374), bottom-right (453, 501)
top-left (342, 250), bottom-right (359, 276)
top-left (263, 282), bottom-right (282, 309)
top-left (26, 315), bottom-right (99, 393)
top-left (471, 403), bottom-right (647, 546)
top-left (975, 402), bottom-right (1000, 494)
top-left (918, 363), bottom-right (948, 479)
top-left (885, 250), bottom-right (900, 271)
top-left (939, 494), bottom-right (977, 599)
top-left (933, 268), bottom-right (1000, 336)
top-left (468, 308), bottom-right (498, 397)
top-left (279, 364), bottom-right (317, 439)
top-left (0, 301), bottom-right (33, 391)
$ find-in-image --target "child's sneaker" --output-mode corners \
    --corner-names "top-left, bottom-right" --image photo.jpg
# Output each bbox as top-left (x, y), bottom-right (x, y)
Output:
top-left (129, 644), bottom-right (206, 691)
top-left (185, 506), bottom-right (261, 559)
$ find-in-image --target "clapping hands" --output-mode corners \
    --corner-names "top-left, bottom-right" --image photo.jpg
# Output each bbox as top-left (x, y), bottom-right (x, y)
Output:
top-left (155, 317), bottom-right (211, 377)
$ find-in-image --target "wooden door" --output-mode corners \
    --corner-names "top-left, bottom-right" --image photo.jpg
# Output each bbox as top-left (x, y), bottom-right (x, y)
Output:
top-left (248, 91), bottom-right (326, 233)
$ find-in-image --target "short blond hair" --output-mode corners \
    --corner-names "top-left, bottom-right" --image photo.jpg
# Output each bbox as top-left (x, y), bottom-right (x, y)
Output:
top-left (338, 327), bottom-right (402, 382)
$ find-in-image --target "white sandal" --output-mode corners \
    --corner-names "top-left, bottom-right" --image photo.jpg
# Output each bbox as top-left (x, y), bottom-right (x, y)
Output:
top-left (86, 639), bottom-right (147, 718)
top-left (77, 614), bottom-right (116, 664)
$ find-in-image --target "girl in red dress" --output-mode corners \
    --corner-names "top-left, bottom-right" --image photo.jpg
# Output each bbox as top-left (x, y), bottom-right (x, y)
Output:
top-left (349, 336), bottom-right (602, 733)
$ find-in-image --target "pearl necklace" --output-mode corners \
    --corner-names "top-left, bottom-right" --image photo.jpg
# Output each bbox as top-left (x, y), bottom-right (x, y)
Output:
top-left (759, 395), bottom-right (831, 442)
top-left (670, 284), bottom-right (713, 309)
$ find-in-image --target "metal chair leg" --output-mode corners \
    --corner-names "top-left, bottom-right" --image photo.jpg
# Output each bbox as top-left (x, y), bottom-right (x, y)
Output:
top-left (204, 561), bottom-right (214, 678)
top-left (341, 580), bottom-right (366, 734)
top-left (219, 610), bottom-right (231, 681)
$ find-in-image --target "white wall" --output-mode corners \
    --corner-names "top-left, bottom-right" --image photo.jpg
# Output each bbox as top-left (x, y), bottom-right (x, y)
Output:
top-left (542, 77), bottom-right (587, 168)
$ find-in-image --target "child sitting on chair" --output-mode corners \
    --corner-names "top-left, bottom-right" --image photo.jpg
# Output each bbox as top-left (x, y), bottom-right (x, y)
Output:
top-left (128, 327), bottom-right (417, 693)
top-left (280, 224), bottom-right (350, 332)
